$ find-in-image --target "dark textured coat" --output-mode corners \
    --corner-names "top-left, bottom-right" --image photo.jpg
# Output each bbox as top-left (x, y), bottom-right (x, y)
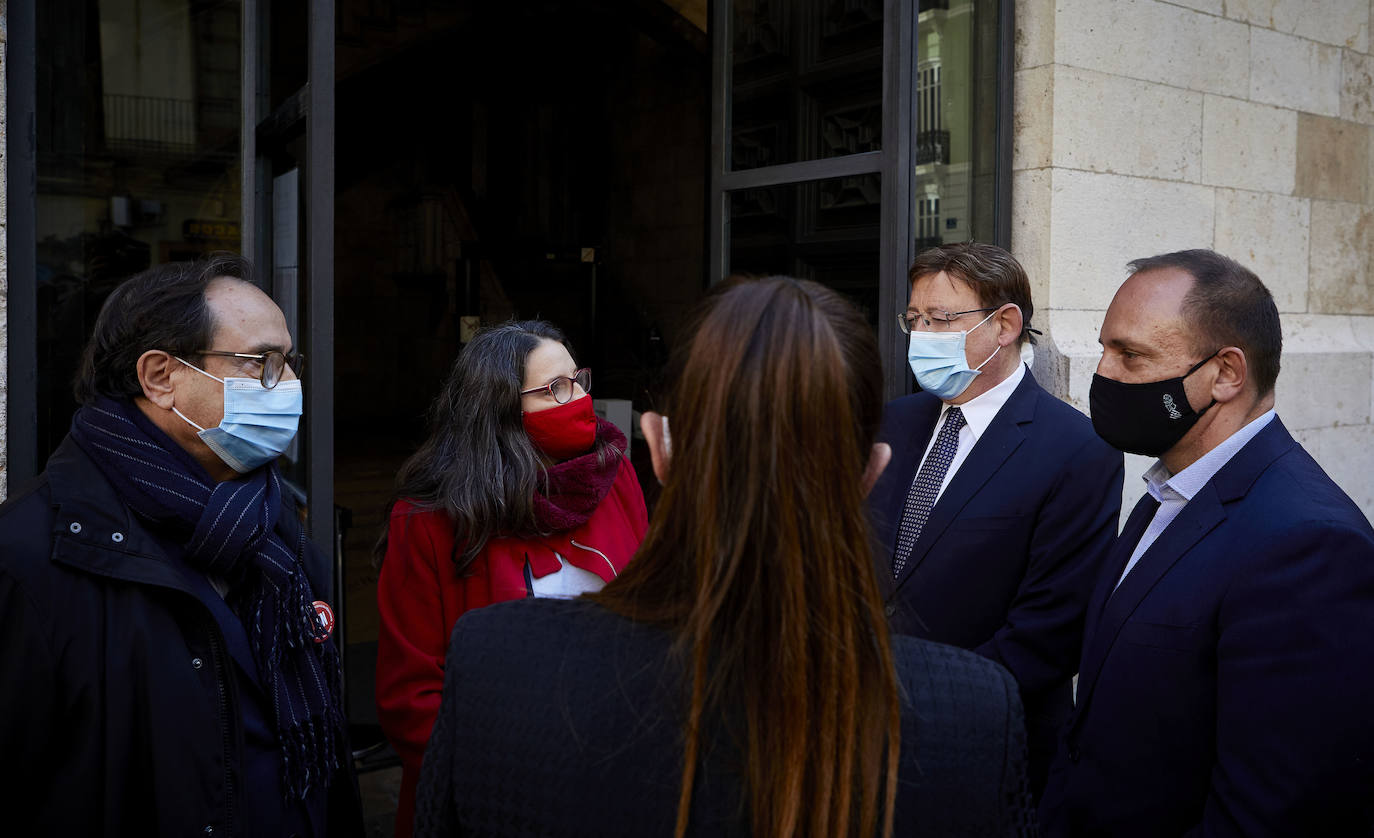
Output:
top-left (0, 436), bottom-right (363, 837)
top-left (867, 369), bottom-right (1124, 793)
top-left (414, 597), bottom-right (1036, 837)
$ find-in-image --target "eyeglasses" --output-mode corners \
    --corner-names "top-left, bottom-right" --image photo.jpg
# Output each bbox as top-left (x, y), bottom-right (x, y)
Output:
top-left (520, 368), bottom-right (592, 404)
top-left (897, 306), bottom-right (1003, 334)
top-left (197, 349), bottom-right (306, 389)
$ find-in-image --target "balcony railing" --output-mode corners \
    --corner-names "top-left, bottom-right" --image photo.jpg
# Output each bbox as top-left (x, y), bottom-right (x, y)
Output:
top-left (915, 129), bottom-right (951, 165)
top-left (101, 94), bottom-right (237, 156)
top-left (103, 94), bottom-right (197, 151)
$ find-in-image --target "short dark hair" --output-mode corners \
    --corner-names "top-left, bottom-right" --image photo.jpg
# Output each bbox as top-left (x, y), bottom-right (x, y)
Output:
top-left (1127, 249), bottom-right (1282, 397)
top-left (907, 242), bottom-right (1037, 345)
top-left (73, 253), bottom-right (254, 404)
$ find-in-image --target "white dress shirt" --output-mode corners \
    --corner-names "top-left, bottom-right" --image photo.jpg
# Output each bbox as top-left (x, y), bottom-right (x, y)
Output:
top-left (917, 362), bottom-right (1027, 506)
top-left (1115, 409), bottom-right (1277, 588)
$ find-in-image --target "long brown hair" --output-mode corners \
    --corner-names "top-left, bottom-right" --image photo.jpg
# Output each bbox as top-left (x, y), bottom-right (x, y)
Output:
top-left (376, 320), bottom-right (620, 569)
top-left (594, 277), bottom-right (901, 838)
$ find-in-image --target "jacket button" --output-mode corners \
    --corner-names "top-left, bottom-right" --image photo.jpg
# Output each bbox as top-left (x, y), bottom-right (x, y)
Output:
top-left (191, 658), bottom-right (203, 670)
top-left (111, 532), bottom-right (125, 543)
top-left (1068, 745), bottom-right (1081, 763)
top-left (69, 522), bottom-right (83, 534)
top-left (884, 604), bottom-right (896, 617)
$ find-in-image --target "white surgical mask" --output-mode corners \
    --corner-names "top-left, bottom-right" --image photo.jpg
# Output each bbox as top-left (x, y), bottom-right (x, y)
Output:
top-left (906, 309), bottom-right (1001, 401)
top-left (173, 358), bottom-right (303, 473)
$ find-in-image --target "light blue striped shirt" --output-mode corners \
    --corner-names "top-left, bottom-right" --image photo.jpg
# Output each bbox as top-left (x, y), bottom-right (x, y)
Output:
top-left (1115, 409), bottom-right (1277, 589)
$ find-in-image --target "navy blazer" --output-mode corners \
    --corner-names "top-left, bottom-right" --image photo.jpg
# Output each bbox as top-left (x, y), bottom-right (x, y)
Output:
top-left (1040, 417), bottom-right (1374, 837)
top-left (868, 369), bottom-right (1123, 788)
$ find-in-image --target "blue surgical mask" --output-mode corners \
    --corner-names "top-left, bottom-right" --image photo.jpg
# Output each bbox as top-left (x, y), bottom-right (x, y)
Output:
top-left (173, 358), bottom-right (303, 473)
top-left (906, 309), bottom-right (1001, 401)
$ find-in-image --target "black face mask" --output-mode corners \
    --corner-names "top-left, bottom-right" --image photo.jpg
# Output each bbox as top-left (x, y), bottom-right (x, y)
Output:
top-left (1089, 353), bottom-right (1218, 456)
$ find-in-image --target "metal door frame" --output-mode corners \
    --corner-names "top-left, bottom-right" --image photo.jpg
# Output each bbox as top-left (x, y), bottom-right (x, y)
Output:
top-left (707, 0), bottom-right (1013, 402)
top-left (242, 0), bottom-right (337, 573)
top-left (6, 0), bottom-right (39, 493)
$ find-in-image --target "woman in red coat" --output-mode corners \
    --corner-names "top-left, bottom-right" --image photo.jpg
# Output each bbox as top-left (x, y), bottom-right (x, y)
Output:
top-left (375, 320), bottom-right (648, 837)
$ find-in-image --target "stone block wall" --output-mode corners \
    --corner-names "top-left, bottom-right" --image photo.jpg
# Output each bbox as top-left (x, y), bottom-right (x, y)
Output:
top-left (1014, 0), bottom-right (1374, 519)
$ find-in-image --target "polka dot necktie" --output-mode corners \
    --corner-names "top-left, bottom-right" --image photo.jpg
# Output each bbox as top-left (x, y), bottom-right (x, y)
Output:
top-left (892, 407), bottom-right (966, 579)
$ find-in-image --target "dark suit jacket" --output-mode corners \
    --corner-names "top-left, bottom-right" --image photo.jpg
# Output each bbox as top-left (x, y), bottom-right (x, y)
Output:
top-left (1040, 417), bottom-right (1374, 837)
top-left (868, 368), bottom-right (1124, 791)
top-left (414, 597), bottom-right (1035, 837)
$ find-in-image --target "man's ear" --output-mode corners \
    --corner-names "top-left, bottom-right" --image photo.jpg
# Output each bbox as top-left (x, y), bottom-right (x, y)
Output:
top-left (137, 350), bottom-right (179, 409)
top-left (997, 304), bottom-right (1025, 348)
top-left (640, 410), bottom-right (670, 485)
top-left (1210, 346), bottom-right (1249, 404)
top-left (862, 442), bottom-right (891, 496)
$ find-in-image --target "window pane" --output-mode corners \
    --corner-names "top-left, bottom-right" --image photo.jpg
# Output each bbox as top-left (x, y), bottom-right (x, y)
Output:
top-left (727, 176), bottom-right (881, 326)
top-left (730, 0), bottom-right (884, 171)
top-left (913, 0), bottom-right (999, 248)
top-left (37, 0), bottom-right (243, 460)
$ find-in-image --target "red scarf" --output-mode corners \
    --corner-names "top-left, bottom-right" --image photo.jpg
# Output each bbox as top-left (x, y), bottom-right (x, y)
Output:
top-left (532, 418), bottom-right (628, 532)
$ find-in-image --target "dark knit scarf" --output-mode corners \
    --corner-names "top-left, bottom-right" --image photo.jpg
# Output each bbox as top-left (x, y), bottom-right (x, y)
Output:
top-left (533, 418), bottom-right (627, 532)
top-left (69, 397), bottom-right (344, 802)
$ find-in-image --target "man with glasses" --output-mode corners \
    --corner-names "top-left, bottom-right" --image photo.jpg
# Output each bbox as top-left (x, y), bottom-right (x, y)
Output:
top-left (867, 241), bottom-right (1124, 797)
top-left (0, 255), bottom-right (362, 836)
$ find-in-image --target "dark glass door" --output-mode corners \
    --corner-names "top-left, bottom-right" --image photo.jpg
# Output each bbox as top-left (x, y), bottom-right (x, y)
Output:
top-left (709, 0), bottom-right (1012, 400)
top-left (25, 0), bottom-right (245, 476)
top-left (243, 0), bottom-right (337, 583)
top-left (710, 0), bottom-right (913, 398)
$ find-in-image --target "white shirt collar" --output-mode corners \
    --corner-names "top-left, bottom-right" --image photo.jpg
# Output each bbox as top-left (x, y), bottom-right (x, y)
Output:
top-left (938, 362), bottom-right (1027, 444)
top-left (1143, 409), bottom-right (1277, 503)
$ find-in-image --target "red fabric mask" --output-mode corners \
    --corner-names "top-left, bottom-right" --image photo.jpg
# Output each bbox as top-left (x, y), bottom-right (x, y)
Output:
top-left (522, 395), bottom-right (597, 460)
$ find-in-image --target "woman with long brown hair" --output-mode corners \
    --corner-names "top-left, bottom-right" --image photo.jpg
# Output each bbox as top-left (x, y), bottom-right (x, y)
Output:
top-left (375, 320), bottom-right (647, 837)
top-left (412, 277), bottom-right (1033, 837)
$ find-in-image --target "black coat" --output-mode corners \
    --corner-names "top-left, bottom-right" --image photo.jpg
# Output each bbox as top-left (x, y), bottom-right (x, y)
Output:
top-left (0, 436), bottom-right (363, 837)
top-left (414, 597), bottom-right (1036, 837)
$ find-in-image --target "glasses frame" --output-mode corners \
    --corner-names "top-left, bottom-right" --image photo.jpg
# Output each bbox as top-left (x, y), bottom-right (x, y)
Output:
top-left (197, 349), bottom-right (306, 389)
top-left (897, 306), bottom-right (1003, 334)
top-left (519, 368), bottom-right (592, 405)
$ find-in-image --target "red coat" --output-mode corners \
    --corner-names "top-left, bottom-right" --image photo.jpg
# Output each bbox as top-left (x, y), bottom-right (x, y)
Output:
top-left (375, 458), bottom-right (648, 837)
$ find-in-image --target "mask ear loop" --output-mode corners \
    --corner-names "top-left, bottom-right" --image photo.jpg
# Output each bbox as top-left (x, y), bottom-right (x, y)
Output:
top-left (973, 344), bottom-right (1002, 372)
top-left (969, 304), bottom-right (1016, 372)
top-left (173, 356), bottom-right (227, 384)
top-left (967, 307), bottom-right (1002, 334)
top-left (171, 356), bottom-right (224, 433)
top-left (172, 407), bottom-right (208, 433)
top-left (1183, 349), bottom-right (1221, 378)
top-left (1182, 349), bottom-right (1223, 417)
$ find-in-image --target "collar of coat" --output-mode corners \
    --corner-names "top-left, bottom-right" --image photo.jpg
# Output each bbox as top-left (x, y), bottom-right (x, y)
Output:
top-left (42, 435), bottom-right (310, 595)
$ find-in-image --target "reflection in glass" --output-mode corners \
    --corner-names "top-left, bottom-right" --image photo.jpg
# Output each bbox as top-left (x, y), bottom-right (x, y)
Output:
top-left (730, 0), bottom-right (884, 171)
top-left (913, 0), bottom-right (998, 249)
top-left (728, 177), bottom-right (881, 327)
top-left (37, 0), bottom-right (243, 461)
